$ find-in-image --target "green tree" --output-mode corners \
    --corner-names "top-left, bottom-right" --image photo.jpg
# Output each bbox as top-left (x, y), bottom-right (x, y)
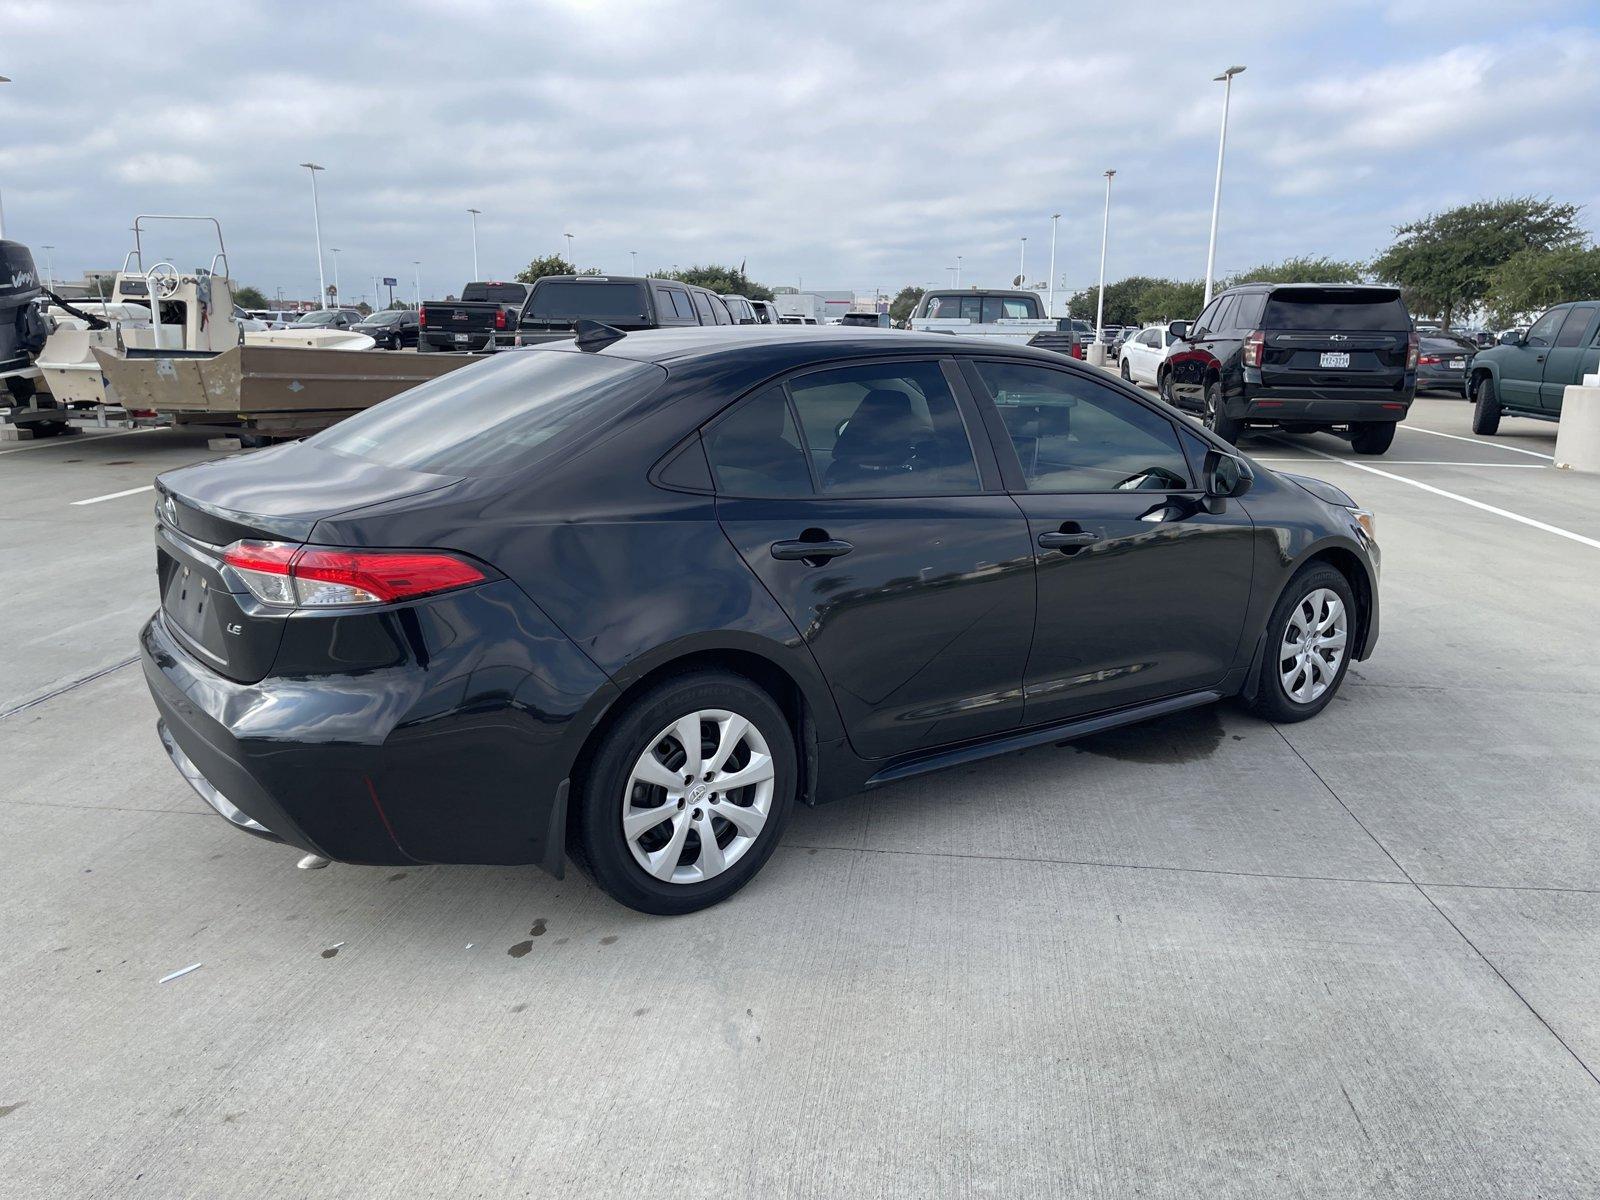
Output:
top-left (655, 264), bottom-right (774, 301)
top-left (1372, 197), bottom-right (1585, 327)
top-left (1483, 245), bottom-right (1600, 327)
top-left (515, 254), bottom-right (577, 284)
top-left (1067, 276), bottom-right (1171, 326)
top-left (1135, 279), bottom-right (1206, 324)
top-left (889, 286), bottom-right (924, 325)
top-left (1225, 257), bottom-right (1367, 287)
top-left (233, 284), bottom-right (269, 309)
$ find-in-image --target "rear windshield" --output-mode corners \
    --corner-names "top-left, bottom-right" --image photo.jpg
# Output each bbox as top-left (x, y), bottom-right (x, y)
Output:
top-left (1264, 289), bottom-right (1409, 331)
top-left (461, 283), bottom-right (528, 304)
top-left (526, 280), bottom-right (649, 323)
top-left (307, 350), bottom-right (666, 477)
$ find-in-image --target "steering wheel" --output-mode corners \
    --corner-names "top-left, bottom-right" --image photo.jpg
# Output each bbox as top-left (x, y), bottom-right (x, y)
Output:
top-left (146, 262), bottom-right (182, 299)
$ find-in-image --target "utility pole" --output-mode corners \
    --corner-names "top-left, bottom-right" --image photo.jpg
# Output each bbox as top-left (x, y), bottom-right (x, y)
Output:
top-left (299, 162), bottom-right (328, 309)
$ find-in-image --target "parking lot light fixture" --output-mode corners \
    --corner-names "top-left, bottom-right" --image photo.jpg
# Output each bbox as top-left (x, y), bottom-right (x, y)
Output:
top-left (564, 232), bottom-right (574, 267)
top-left (1204, 65), bottom-right (1245, 306)
top-left (1048, 214), bottom-right (1060, 317)
top-left (630, 250), bottom-right (638, 274)
top-left (412, 260), bottom-right (421, 309)
top-left (1096, 171), bottom-right (1116, 340)
top-left (299, 162), bottom-right (328, 310)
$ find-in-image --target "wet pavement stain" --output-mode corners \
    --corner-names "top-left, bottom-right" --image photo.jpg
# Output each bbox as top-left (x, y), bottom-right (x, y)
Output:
top-left (529, 918), bottom-right (547, 937)
top-left (510, 1003), bottom-right (528, 1013)
top-left (634, 1007), bottom-right (649, 1017)
top-left (0, 1103), bottom-right (24, 1118)
top-left (553, 937), bottom-right (569, 946)
top-left (508, 941), bottom-right (533, 958)
top-left (599, 935), bottom-right (618, 945)
top-left (1067, 707), bottom-right (1226, 764)
top-left (320, 947), bottom-right (339, 959)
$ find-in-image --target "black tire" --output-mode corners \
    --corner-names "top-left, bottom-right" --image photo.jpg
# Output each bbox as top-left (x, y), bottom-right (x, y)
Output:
top-left (1348, 421), bottom-right (1396, 455)
top-left (1157, 368), bottom-right (1175, 405)
top-left (1472, 375), bottom-right (1502, 436)
top-left (1119, 359), bottom-right (1132, 381)
top-left (1204, 381), bottom-right (1244, 443)
top-left (1243, 562), bottom-right (1357, 723)
top-left (570, 670), bottom-right (797, 915)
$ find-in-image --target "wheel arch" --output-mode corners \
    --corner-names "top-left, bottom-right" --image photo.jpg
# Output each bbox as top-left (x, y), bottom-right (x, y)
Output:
top-left (1297, 543), bottom-right (1375, 661)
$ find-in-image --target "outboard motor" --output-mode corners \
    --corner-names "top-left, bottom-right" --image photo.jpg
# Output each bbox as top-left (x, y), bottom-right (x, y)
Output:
top-left (1, 240), bottom-right (49, 401)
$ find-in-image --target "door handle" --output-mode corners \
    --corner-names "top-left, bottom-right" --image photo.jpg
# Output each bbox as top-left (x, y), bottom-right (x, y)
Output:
top-left (770, 538), bottom-right (853, 563)
top-left (1037, 531), bottom-right (1100, 550)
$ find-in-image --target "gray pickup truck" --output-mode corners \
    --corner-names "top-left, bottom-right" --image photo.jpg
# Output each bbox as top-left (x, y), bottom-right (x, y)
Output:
top-left (419, 281), bottom-right (532, 352)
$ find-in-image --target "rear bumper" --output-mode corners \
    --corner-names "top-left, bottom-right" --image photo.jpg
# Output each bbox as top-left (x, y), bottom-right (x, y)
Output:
top-left (1234, 384), bottom-right (1414, 424)
top-left (420, 331), bottom-right (504, 352)
top-left (142, 580), bottom-right (614, 872)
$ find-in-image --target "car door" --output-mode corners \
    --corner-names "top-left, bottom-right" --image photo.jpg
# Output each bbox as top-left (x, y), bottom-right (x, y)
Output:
top-left (1503, 307), bottom-right (1565, 409)
top-left (1132, 328), bottom-right (1161, 383)
top-left (1540, 304), bottom-right (1599, 412)
top-left (1168, 297), bottom-right (1226, 408)
top-left (962, 358), bottom-right (1256, 727)
top-left (706, 359), bottom-right (1035, 761)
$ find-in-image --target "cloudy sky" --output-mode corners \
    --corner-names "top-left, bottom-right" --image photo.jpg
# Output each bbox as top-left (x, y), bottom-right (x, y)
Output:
top-left (3, 0), bottom-right (1598, 305)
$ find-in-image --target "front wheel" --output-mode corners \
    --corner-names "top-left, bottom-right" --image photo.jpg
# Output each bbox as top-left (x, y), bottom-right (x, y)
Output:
top-left (570, 671), bottom-right (797, 915)
top-left (1349, 421), bottom-right (1396, 455)
top-left (1157, 369), bottom-right (1175, 405)
top-left (1204, 382), bottom-right (1244, 443)
top-left (1243, 563), bottom-right (1357, 723)
top-left (1119, 359), bottom-right (1132, 381)
top-left (1472, 376), bottom-right (1502, 436)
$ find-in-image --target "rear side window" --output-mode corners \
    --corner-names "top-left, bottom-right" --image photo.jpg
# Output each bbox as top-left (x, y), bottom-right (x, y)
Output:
top-left (1555, 306), bottom-right (1596, 348)
top-left (526, 281), bottom-right (648, 323)
top-left (1233, 294), bottom-right (1265, 329)
top-left (309, 351), bottom-right (665, 477)
top-left (690, 290), bottom-right (716, 324)
top-left (704, 386), bottom-right (812, 496)
top-left (662, 289), bottom-right (695, 321)
top-left (788, 360), bottom-right (980, 495)
top-left (972, 361), bottom-right (1191, 493)
top-left (1263, 289), bottom-right (1409, 331)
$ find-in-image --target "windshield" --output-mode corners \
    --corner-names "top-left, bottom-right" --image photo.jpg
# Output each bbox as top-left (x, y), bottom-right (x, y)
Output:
top-left (308, 349), bottom-right (666, 477)
top-left (364, 311), bottom-right (404, 325)
top-left (1264, 288), bottom-right (1409, 331)
top-left (293, 311), bottom-right (340, 326)
top-left (526, 280), bottom-right (649, 324)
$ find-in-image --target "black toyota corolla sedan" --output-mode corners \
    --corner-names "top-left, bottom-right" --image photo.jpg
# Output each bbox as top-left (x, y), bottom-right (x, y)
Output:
top-left (143, 325), bottom-right (1380, 914)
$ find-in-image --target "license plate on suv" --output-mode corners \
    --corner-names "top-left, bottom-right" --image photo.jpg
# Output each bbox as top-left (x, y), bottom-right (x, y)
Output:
top-left (1319, 351), bottom-right (1351, 368)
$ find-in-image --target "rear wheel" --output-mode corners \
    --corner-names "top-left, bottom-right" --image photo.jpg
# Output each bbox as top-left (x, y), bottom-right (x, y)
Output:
top-left (1204, 381), bottom-right (1244, 443)
top-left (570, 671), bottom-right (797, 915)
top-left (1119, 358), bottom-right (1132, 381)
top-left (1157, 368), bottom-right (1174, 405)
top-left (1472, 375), bottom-right (1502, 436)
top-left (1349, 421), bottom-right (1396, 455)
top-left (1244, 563), bottom-right (1356, 723)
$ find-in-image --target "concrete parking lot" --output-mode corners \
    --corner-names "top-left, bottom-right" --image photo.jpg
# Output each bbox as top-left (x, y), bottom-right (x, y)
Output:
top-left (3, 397), bottom-right (1598, 1198)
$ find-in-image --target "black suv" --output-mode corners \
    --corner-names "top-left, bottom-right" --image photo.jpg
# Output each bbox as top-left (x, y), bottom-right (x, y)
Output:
top-left (517, 275), bottom-right (736, 345)
top-left (1165, 283), bottom-right (1417, 455)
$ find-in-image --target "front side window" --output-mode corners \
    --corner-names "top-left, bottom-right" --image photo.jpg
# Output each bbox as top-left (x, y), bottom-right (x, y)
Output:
top-left (703, 386), bottom-right (812, 496)
top-left (972, 361), bottom-right (1192, 493)
top-left (1192, 299), bottom-right (1221, 337)
top-left (789, 360), bottom-right (980, 495)
top-left (1525, 308), bottom-right (1565, 348)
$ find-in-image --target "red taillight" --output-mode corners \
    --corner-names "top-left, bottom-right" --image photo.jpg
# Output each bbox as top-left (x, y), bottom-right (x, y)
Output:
top-left (418, 305), bottom-right (427, 326)
top-left (1418, 354), bottom-right (1442, 366)
top-left (222, 541), bottom-right (487, 607)
top-left (1243, 329), bottom-right (1264, 368)
top-left (1071, 340), bottom-right (1084, 360)
top-left (494, 308), bottom-right (508, 330)
top-left (1406, 332), bottom-right (1419, 370)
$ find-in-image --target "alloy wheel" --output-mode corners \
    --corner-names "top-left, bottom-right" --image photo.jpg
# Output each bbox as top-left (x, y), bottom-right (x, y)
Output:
top-left (622, 709), bottom-right (775, 884)
top-left (1278, 587), bottom-right (1348, 704)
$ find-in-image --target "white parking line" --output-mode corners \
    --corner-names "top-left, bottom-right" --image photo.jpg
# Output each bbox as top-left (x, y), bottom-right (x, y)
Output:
top-left (1403, 425), bottom-right (1554, 460)
top-left (70, 484), bottom-right (154, 506)
top-left (1254, 457), bottom-right (1546, 468)
top-left (0, 426), bottom-right (167, 457)
top-left (1271, 440), bottom-right (1600, 552)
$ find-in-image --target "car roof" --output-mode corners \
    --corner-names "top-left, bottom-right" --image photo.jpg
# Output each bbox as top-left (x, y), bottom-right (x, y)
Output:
top-left (522, 325), bottom-right (1080, 370)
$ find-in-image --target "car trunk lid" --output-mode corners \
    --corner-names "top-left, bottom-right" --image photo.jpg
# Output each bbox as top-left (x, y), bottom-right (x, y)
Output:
top-left (153, 444), bottom-right (461, 683)
top-left (1258, 286), bottom-right (1411, 391)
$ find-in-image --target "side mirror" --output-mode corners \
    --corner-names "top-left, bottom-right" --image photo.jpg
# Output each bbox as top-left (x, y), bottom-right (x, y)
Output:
top-left (1167, 320), bottom-right (1189, 342)
top-left (1204, 448), bottom-right (1253, 498)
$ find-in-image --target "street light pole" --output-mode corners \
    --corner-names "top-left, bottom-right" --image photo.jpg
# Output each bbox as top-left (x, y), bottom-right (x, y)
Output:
top-left (564, 232), bottom-right (574, 267)
top-left (1019, 237), bottom-right (1027, 286)
top-left (0, 76), bottom-right (9, 239)
top-left (1204, 65), bottom-right (1246, 306)
top-left (41, 244), bottom-right (54, 289)
top-left (329, 248), bottom-right (341, 305)
top-left (1047, 214), bottom-right (1060, 317)
top-left (955, 255), bottom-right (963, 288)
top-left (299, 162), bottom-right (328, 309)
top-left (630, 250), bottom-right (638, 274)
top-left (412, 261), bottom-right (421, 309)
top-left (1096, 170), bottom-right (1116, 346)
top-left (467, 208), bottom-right (481, 280)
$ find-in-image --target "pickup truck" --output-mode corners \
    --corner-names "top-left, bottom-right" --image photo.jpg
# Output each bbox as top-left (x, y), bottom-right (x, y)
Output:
top-left (419, 281), bottom-right (533, 352)
top-left (516, 274), bottom-right (735, 344)
top-left (908, 289), bottom-right (1091, 358)
top-left (1467, 300), bottom-right (1600, 435)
